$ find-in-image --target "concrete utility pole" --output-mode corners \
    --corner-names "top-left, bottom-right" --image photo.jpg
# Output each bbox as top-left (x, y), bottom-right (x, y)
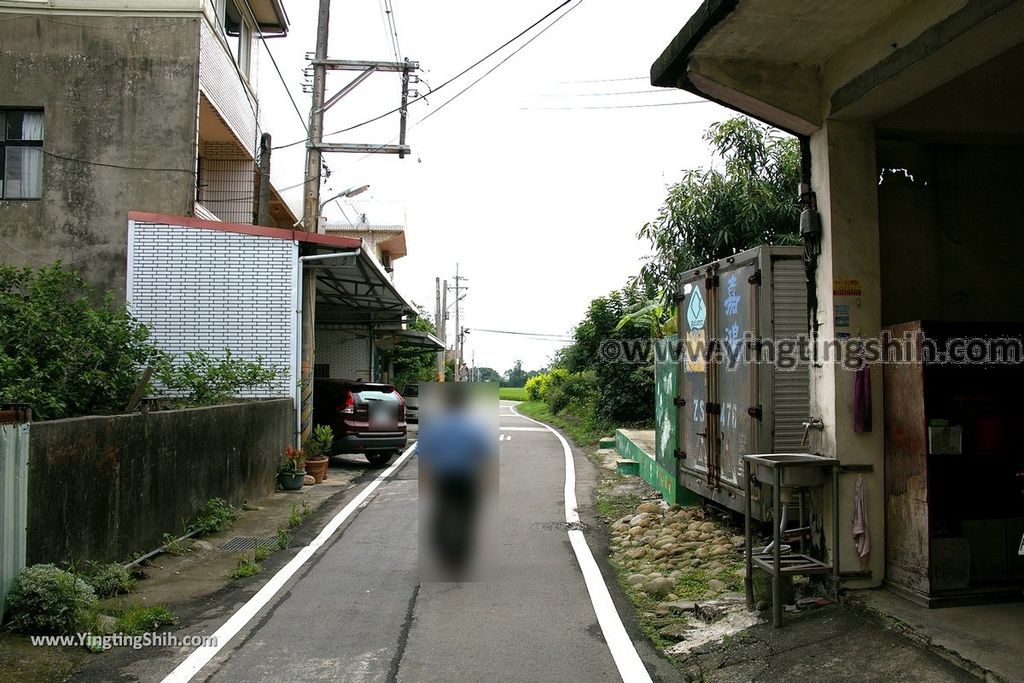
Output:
top-left (296, 4), bottom-right (418, 446)
top-left (298, 0), bottom-right (331, 448)
top-left (448, 265), bottom-right (469, 381)
top-left (441, 279), bottom-right (448, 380)
top-left (435, 277), bottom-right (444, 381)
top-left (255, 132), bottom-right (271, 226)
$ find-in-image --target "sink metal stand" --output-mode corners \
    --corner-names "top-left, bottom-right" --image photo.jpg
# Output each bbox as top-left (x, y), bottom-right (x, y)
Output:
top-left (744, 457), bottom-right (840, 627)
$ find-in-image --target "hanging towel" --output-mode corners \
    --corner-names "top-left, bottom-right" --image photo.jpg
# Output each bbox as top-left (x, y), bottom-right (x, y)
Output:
top-left (852, 474), bottom-right (870, 570)
top-left (853, 349), bottom-right (872, 432)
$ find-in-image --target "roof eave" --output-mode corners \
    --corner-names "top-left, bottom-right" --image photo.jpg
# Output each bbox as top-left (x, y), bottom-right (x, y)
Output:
top-left (650, 0), bottom-right (738, 89)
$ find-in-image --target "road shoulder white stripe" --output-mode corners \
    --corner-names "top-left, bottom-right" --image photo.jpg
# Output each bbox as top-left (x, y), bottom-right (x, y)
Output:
top-left (510, 405), bottom-right (652, 683)
top-left (161, 442), bottom-right (418, 683)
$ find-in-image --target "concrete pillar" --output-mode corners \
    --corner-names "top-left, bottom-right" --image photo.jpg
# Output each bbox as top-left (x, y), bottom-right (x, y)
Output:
top-left (809, 120), bottom-right (885, 587)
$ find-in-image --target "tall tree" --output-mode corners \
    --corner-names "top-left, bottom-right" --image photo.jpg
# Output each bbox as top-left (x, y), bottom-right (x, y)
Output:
top-left (637, 117), bottom-right (801, 290)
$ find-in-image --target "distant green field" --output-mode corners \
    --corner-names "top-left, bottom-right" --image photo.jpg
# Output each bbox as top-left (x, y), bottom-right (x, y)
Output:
top-left (498, 387), bottom-right (528, 401)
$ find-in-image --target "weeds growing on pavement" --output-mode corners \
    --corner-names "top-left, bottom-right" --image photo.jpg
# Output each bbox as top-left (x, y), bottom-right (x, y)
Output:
top-left (288, 501), bottom-right (312, 528)
top-left (192, 498), bottom-right (238, 536)
top-left (114, 605), bottom-right (175, 635)
top-left (161, 533), bottom-right (193, 556)
top-left (230, 556), bottom-right (261, 579)
top-left (275, 527), bottom-right (290, 550)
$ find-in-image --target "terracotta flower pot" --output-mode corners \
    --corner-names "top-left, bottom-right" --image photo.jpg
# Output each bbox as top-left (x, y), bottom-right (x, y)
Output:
top-left (305, 456), bottom-right (329, 484)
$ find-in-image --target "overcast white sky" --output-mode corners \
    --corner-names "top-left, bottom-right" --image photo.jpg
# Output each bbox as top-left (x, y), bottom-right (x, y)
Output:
top-left (258, 0), bottom-right (732, 375)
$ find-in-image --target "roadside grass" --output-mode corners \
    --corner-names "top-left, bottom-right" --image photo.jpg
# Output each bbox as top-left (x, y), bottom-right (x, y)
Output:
top-left (161, 533), bottom-right (193, 556)
top-left (498, 386), bottom-right (528, 401)
top-left (114, 605), bottom-right (176, 635)
top-left (191, 497), bottom-right (238, 536)
top-left (515, 400), bottom-right (612, 446)
top-left (229, 556), bottom-right (261, 579)
top-left (288, 501), bottom-right (312, 528)
top-left (595, 474), bottom-right (641, 521)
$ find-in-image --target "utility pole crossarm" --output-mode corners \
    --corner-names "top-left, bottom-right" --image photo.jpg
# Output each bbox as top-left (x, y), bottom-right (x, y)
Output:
top-left (315, 59), bottom-right (420, 72)
top-left (310, 143), bottom-right (411, 155)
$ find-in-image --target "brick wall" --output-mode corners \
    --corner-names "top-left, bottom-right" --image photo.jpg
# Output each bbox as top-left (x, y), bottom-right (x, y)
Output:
top-left (315, 327), bottom-right (371, 380)
top-left (127, 219), bottom-right (296, 398)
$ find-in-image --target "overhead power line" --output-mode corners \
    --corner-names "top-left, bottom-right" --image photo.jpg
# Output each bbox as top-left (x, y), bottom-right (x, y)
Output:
top-left (272, 0), bottom-right (576, 150)
top-left (541, 89), bottom-right (676, 97)
top-left (556, 75), bottom-right (647, 84)
top-left (470, 327), bottom-right (573, 340)
top-left (521, 99), bottom-right (710, 111)
top-left (418, 0), bottom-right (583, 125)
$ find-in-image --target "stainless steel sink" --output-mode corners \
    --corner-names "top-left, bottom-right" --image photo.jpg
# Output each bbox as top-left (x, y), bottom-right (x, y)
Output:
top-left (744, 453), bottom-right (833, 487)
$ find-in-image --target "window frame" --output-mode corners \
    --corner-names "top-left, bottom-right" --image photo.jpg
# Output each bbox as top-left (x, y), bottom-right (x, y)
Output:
top-left (219, 0), bottom-right (253, 79)
top-left (0, 108), bottom-right (44, 201)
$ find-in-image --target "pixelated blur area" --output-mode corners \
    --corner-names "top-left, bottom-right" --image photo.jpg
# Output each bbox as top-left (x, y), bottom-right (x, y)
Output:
top-left (417, 382), bottom-right (498, 582)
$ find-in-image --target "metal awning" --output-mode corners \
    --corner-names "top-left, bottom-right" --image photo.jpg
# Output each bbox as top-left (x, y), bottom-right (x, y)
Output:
top-left (375, 329), bottom-right (445, 353)
top-left (302, 243), bottom-right (417, 324)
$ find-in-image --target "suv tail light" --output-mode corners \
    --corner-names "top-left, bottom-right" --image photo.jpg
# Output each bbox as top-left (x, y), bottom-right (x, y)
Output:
top-left (392, 390), bottom-right (406, 420)
top-left (337, 390), bottom-right (355, 415)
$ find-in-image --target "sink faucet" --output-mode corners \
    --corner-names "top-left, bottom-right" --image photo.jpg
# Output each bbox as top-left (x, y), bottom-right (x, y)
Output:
top-left (801, 418), bottom-right (824, 447)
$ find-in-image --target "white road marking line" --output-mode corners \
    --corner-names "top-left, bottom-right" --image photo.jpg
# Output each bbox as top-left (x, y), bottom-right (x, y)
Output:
top-left (160, 442), bottom-right (418, 683)
top-left (511, 406), bottom-right (652, 683)
top-left (499, 426), bottom-right (547, 431)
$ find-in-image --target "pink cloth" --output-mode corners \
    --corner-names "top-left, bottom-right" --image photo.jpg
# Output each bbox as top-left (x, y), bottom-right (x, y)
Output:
top-left (852, 474), bottom-right (870, 569)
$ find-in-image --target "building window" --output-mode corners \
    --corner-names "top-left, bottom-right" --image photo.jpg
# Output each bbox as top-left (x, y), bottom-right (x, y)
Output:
top-left (0, 109), bottom-right (43, 199)
top-left (219, 0), bottom-right (252, 77)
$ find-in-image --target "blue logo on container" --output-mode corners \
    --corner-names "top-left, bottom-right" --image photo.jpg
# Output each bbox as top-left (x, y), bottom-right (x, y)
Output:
top-left (687, 288), bottom-right (706, 330)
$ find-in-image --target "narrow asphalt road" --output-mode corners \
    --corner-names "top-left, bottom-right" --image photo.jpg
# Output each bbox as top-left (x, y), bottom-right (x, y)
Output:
top-left (158, 400), bottom-right (669, 682)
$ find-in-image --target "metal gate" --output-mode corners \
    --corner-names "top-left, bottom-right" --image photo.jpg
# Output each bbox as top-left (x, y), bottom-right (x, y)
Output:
top-left (0, 407), bottom-right (30, 619)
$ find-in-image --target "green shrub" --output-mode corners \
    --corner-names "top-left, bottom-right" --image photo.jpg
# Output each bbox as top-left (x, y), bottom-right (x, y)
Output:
top-left (76, 562), bottom-right (135, 598)
top-left (6, 564), bottom-right (98, 635)
top-left (115, 605), bottom-right (175, 635)
top-left (155, 349), bottom-right (280, 407)
top-left (191, 497), bottom-right (237, 536)
top-left (545, 370), bottom-right (596, 415)
top-left (525, 374), bottom-right (550, 401)
top-left (0, 264), bottom-right (164, 420)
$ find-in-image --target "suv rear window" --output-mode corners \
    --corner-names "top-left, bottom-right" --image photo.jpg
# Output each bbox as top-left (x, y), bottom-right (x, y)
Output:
top-left (402, 383), bottom-right (419, 397)
top-left (357, 389), bottom-right (400, 403)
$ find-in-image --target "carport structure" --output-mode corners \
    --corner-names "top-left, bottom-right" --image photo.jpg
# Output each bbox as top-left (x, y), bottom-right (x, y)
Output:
top-left (126, 211), bottom-right (442, 445)
top-left (653, 1), bottom-right (1024, 605)
top-left (307, 242), bottom-right (442, 385)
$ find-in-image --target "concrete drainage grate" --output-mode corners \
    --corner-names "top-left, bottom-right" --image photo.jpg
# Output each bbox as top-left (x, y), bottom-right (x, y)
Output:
top-left (219, 537), bottom-right (280, 552)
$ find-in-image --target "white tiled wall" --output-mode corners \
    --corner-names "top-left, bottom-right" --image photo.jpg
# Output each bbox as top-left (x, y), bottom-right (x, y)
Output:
top-left (127, 220), bottom-right (296, 398)
top-left (314, 327), bottom-right (371, 380)
top-left (199, 18), bottom-right (258, 151)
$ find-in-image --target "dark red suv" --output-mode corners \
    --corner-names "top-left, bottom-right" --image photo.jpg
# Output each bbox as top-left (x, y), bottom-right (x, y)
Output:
top-left (313, 379), bottom-right (408, 467)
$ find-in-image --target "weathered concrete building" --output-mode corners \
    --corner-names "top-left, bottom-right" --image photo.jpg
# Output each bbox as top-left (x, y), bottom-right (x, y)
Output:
top-left (654, 0), bottom-right (1024, 606)
top-left (0, 0), bottom-right (296, 299)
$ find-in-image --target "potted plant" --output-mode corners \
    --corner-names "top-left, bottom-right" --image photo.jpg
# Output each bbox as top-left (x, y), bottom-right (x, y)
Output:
top-left (278, 446), bottom-right (306, 491)
top-left (304, 425), bottom-right (333, 484)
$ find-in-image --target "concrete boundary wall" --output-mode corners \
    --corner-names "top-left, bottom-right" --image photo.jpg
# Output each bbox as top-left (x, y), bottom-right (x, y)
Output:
top-left (26, 399), bottom-right (292, 565)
